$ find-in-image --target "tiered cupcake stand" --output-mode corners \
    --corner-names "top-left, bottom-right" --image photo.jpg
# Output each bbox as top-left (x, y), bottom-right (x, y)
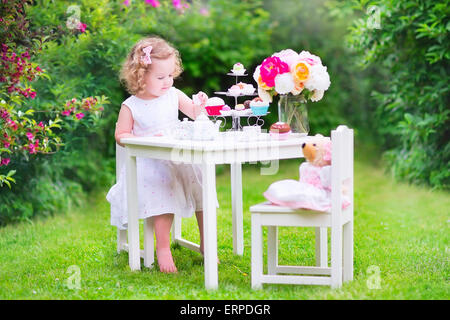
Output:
top-left (210, 72), bottom-right (269, 131)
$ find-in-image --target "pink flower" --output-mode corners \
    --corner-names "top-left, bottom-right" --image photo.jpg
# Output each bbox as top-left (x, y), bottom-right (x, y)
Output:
top-left (0, 108), bottom-right (9, 119)
top-left (28, 144), bottom-right (36, 154)
top-left (8, 119), bottom-right (18, 131)
top-left (38, 121), bottom-right (44, 128)
top-left (75, 112), bottom-right (85, 120)
top-left (172, 0), bottom-right (182, 9)
top-left (77, 22), bottom-right (87, 33)
top-left (0, 158), bottom-right (10, 166)
top-left (123, 0), bottom-right (130, 6)
top-left (145, 0), bottom-right (160, 7)
top-left (4, 141), bottom-right (10, 148)
top-left (272, 49), bottom-right (299, 68)
top-left (260, 56), bottom-right (290, 88)
top-left (29, 91), bottom-right (36, 99)
top-left (199, 7), bottom-right (209, 16)
top-left (26, 132), bottom-right (34, 141)
top-left (61, 110), bottom-right (71, 116)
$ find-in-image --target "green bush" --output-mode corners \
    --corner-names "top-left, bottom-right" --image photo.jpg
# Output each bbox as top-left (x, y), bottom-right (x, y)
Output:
top-left (0, 0), bottom-right (108, 225)
top-left (348, 0), bottom-right (449, 189)
top-left (1, 0), bottom-right (273, 225)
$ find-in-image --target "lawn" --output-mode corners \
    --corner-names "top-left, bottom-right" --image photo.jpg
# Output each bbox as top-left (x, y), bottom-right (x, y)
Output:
top-left (0, 141), bottom-right (448, 300)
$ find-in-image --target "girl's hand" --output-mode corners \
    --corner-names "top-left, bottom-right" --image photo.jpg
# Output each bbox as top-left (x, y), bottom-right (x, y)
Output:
top-left (192, 91), bottom-right (208, 108)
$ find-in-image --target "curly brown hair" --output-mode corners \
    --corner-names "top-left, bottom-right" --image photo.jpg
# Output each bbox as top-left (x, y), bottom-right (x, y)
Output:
top-left (119, 36), bottom-right (183, 95)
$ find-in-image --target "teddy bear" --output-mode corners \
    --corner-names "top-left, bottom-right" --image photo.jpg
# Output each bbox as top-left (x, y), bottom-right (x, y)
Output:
top-left (263, 134), bottom-right (348, 212)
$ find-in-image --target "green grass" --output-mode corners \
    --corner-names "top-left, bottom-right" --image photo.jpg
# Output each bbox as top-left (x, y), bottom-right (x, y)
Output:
top-left (0, 144), bottom-right (449, 299)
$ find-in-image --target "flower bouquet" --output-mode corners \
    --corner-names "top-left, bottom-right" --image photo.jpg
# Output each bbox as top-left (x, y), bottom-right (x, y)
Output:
top-left (253, 49), bottom-right (331, 134)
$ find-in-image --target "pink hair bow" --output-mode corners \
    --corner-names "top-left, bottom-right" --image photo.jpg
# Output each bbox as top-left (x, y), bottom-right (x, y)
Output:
top-left (141, 46), bottom-right (152, 65)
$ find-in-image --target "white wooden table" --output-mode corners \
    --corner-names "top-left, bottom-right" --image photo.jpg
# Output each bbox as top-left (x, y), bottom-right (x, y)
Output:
top-left (121, 131), bottom-right (310, 289)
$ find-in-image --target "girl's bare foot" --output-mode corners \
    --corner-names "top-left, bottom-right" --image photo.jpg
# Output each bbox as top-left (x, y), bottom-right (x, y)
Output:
top-left (156, 248), bottom-right (178, 273)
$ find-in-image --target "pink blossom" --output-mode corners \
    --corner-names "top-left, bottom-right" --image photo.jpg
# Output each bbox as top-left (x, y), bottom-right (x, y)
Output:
top-left (38, 121), bottom-right (44, 128)
top-left (61, 110), bottom-right (71, 116)
top-left (172, 0), bottom-right (182, 9)
top-left (3, 141), bottom-right (10, 148)
top-left (145, 0), bottom-right (160, 7)
top-left (77, 22), bottom-right (87, 33)
top-left (75, 112), bottom-right (85, 120)
top-left (26, 132), bottom-right (34, 141)
top-left (8, 119), bottom-right (18, 131)
top-left (272, 49), bottom-right (299, 68)
top-left (199, 7), bottom-right (209, 16)
top-left (29, 91), bottom-right (36, 99)
top-left (0, 158), bottom-right (10, 166)
top-left (260, 56), bottom-right (290, 87)
top-left (123, 0), bottom-right (130, 6)
top-left (28, 143), bottom-right (36, 154)
top-left (0, 108), bottom-right (9, 119)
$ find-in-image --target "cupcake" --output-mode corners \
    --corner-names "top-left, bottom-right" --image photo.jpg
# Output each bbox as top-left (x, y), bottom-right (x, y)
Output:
top-left (242, 83), bottom-right (255, 95)
top-left (231, 63), bottom-right (246, 75)
top-left (249, 97), bottom-right (269, 116)
top-left (269, 122), bottom-right (291, 140)
top-left (205, 97), bottom-right (225, 116)
top-left (235, 104), bottom-right (245, 111)
top-left (227, 84), bottom-right (241, 96)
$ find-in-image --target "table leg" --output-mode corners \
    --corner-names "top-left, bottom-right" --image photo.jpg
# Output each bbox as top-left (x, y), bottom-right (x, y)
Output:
top-left (231, 162), bottom-right (244, 255)
top-left (126, 153), bottom-right (140, 271)
top-left (202, 161), bottom-right (218, 289)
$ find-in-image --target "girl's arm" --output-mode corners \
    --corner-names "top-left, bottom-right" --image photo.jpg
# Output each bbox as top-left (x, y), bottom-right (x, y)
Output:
top-left (115, 104), bottom-right (135, 147)
top-left (177, 90), bottom-right (206, 120)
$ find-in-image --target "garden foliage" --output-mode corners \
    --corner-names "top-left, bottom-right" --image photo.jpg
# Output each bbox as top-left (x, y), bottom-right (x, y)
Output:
top-left (0, 0), bottom-right (108, 224)
top-left (0, 0), bottom-right (273, 224)
top-left (348, 0), bottom-right (449, 189)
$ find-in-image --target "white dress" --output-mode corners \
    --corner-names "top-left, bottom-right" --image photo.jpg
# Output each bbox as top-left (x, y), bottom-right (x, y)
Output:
top-left (263, 162), bottom-right (350, 212)
top-left (106, 87), bottom-right (215, 230)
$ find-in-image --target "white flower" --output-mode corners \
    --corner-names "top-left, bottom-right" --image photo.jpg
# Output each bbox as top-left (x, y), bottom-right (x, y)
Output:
top-left (298, 50), bottom-right (322, 66)
top-left (258, 87), bottom-right (272, 103)
top-left (310, 89), bottom-right (324, 102)
top-left (304, 64), bottom-right (330, 92)
top-left (274, 73), bottom-right (295, 95)
top-left (253, 65), bottom-right (261, 84)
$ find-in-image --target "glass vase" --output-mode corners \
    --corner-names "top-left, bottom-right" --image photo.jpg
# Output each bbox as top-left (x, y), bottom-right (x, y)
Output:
top-left (277, 94), bottom-right (309, 135)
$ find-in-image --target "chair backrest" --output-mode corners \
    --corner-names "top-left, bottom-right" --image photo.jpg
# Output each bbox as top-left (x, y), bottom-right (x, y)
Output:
top-left (330, 125), bottom-right (354, 214)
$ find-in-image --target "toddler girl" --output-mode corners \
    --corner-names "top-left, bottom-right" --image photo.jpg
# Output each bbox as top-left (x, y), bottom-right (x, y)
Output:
top-left (106, 36), bottom-right (213, 273)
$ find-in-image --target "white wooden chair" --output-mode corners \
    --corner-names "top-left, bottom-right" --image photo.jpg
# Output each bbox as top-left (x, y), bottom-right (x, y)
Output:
top-left (115, 143), bottom-right (201, 269)
top-left (250, 125), bottom-right (354, 288)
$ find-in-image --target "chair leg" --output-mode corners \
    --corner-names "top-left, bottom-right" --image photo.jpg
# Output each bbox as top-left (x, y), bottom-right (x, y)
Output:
top-left (143, 218), bottom-right (155, 268)
top-left (331, 225), bottom-right (343, 288)
top-left (251, 214), bottom-right (263, 289)
top-left (315, 227), bottom-right (328, 267)
top-left (267, 226), bottom-right (278, 275)
top-left (343, 220), bottom-right (353, 282)
top-left (117, 229), bottom-right (127, 253)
